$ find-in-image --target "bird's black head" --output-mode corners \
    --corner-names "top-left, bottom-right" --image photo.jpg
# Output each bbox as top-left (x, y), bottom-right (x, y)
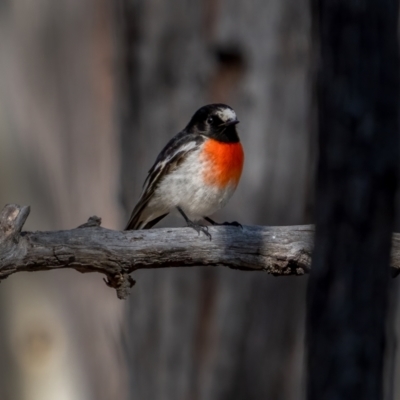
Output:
top-left (185, 104), bottom-right (240, 143)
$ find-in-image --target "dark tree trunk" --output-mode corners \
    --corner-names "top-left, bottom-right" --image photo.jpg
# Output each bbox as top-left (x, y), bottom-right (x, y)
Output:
top-left (307, 1), bottom-right (399, 399)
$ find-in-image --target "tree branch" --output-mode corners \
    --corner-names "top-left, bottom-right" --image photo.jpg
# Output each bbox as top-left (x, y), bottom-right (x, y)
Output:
top-left (1, 204), bottom-right (399, 299)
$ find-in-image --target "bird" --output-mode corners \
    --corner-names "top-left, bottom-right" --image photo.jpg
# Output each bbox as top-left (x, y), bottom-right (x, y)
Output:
top-left (125, 103), bottom-right (244, 239)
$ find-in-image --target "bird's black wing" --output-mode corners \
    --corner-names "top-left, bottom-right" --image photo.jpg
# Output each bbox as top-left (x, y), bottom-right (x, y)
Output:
top-left (125, 131), bottom-right (205, 230)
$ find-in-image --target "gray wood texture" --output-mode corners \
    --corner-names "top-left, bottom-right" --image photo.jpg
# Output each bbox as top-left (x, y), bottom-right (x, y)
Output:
top-left (1, 204), bottom-right (400, 300)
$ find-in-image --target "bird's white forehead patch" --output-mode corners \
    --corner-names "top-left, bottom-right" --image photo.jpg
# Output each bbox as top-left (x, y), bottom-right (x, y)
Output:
top-left (216, 108), bottom-right (236, 122)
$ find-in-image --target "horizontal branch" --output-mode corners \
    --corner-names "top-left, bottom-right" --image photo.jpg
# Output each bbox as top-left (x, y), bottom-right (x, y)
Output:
top-left (1, 204), bottom-right (399, 299)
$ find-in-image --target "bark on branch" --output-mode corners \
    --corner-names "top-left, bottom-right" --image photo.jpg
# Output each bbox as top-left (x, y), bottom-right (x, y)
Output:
top-left (1, 204), bottom-right (399, 299)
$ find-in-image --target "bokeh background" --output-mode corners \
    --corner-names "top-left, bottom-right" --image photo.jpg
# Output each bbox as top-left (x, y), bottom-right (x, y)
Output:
top-left (0, 1), bottom-right (398, 399)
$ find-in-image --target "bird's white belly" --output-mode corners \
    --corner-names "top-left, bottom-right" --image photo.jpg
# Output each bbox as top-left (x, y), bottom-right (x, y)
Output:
top-left (148, 150), bottom-right (236, 220)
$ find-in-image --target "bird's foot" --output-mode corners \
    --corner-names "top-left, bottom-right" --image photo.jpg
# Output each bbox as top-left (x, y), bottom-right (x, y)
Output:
top-left (177, 206), bottom-right (212, 240)
top-left (187, 220), bottom-right (212, 240)
top-left (221, 220), bottom-right (243, 228)
top-left (204, 217), bottom-right (242, 229)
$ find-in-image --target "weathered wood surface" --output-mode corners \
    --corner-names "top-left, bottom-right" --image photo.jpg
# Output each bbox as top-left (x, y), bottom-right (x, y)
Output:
top-left (1, 204), bottom-right (400, 300)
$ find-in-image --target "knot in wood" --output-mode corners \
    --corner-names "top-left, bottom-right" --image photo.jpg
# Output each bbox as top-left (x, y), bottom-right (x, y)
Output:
top-left (104, 273), bottom-right (136, 300)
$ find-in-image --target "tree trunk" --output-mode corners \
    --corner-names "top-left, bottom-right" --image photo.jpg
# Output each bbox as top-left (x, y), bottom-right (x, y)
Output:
top-left (307, 1), bottom-right (399, 399)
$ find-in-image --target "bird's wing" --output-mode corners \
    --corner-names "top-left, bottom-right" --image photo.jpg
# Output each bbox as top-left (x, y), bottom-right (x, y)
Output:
top-left (125, 132), bottom-right (205, 230)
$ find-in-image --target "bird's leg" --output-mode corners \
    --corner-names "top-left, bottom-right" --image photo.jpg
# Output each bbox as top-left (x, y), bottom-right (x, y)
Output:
top-left (204, 216), bottom-right (242, 229)
top-left (177, 207), bottom-right (212, 240)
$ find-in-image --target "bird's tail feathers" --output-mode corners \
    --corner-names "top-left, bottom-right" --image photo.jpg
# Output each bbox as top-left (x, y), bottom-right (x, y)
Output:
top-left (125, 199), bottom-right (168, 230)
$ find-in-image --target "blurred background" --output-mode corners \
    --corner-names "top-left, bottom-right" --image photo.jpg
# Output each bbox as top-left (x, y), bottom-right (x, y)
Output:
top-left (0, 0), bottom-right (397, 399)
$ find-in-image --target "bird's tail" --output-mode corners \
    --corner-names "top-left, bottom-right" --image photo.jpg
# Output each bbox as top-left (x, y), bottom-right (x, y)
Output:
top-left (125, 200), bottom-right (168, 230)
top-left (125, 213), bottom-right (168, 230)
top-left (124, 208), bottom-right (144, 230)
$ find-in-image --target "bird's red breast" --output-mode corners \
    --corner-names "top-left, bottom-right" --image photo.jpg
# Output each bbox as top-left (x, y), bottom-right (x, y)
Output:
top-left (201, 139), bottom-right (244, 188)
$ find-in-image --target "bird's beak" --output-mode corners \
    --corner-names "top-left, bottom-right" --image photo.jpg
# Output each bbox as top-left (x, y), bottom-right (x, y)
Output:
top-left (225, 118), bottom-right (240, 127)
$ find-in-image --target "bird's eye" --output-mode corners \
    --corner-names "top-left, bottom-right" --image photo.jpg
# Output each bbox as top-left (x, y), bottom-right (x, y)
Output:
top-left (207, 116), bottom-right (215, 125)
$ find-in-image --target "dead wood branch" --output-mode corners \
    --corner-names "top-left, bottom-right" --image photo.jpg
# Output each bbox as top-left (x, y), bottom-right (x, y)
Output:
top-left (0, 204), bottom-right (398, 299)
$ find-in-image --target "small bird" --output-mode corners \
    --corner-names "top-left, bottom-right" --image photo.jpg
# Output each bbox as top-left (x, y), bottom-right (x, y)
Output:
top-left (125, 104), bottom-right (244, 239)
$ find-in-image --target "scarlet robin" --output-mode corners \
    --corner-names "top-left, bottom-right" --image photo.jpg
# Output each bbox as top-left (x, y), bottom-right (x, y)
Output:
top-left (125, 104), bottom-right (244, 239)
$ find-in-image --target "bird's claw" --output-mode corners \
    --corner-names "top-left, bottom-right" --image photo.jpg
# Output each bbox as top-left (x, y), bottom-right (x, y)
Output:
top-left (222, 221), bottom-right (242, 229)
top-left (187, 221), bottom-right (212, 240)
top-left (203, 216), bottom-right (242, 229)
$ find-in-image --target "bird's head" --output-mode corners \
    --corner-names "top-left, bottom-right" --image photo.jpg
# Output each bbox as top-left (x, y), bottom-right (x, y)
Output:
top-left (185, 104), bottom-right (240, 143)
